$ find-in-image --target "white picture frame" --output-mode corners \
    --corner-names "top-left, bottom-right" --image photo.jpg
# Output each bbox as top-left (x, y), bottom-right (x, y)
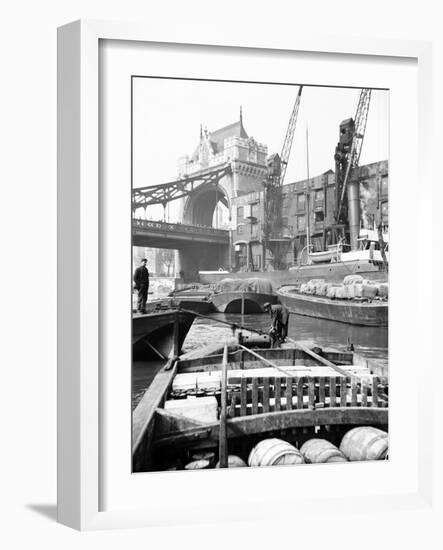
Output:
top-left (57, 19), bottom-right (433, 531)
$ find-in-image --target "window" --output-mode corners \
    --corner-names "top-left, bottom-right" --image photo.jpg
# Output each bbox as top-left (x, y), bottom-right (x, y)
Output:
top-left (251, 202), bottom-right (259, 219)
top-left (254, 255), bottom-right (262, 269)
top-left (237, 224), bottom-right (244, 234)
top-left (381, 201), bottom-right (388, 221)
top-left (297, 194), bottom-right (305, 211)
top-left (315, 189), bottom-right (324, 203)
top-left (381, 176), bottom-right (388, 195)
top-left (297, 216), bottom-right (305, 231)
top-left (282, 217), bottom-right (289, 228)
top-left (315, 211), bottom-right (324, 223)
top-left (237, 206), bottom-right (244, 219)
top-left (251, 222), bottom-right (258, 238)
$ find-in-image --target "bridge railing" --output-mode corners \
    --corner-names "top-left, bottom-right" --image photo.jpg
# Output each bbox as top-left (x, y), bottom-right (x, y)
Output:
top-left (132, 218), bottom-right (229, 236)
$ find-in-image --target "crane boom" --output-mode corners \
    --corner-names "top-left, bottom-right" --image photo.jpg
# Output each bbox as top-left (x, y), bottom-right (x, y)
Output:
top-left (279, 85), bottom-right (303, 186)
top-left (335, 88), bottom-right (372, 222)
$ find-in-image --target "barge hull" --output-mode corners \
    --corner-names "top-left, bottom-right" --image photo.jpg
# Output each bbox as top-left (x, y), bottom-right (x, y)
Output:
top-left (277, 290), bottom-right (388, 327)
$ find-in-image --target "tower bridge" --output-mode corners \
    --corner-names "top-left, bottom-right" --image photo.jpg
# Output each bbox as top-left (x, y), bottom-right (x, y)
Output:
top-left (132, 113), bottom-right (269, 275)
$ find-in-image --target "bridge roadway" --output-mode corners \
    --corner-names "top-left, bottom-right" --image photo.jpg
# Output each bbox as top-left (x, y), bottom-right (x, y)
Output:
top-left (132, 218), bottom-right (230, 249)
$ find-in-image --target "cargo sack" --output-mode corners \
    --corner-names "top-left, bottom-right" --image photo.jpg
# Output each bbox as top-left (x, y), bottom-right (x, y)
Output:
top-left (317, 283), bottom-right (329, 296)
top-left (378, 283), bottom-right (388, 298)
top-left (347, 284), bottom-right (356, 299)
top-left (335, 285), bottom-right (345, 299)
top-left (306, 279), bottom-right (324, 295)
top-left (362, 283), bottom-right (378, 299)
top-left (343, 274), bottom-right (364, 286)
top-left (326, 285), bottom-right (339, 299)
top-left (354, 283), bottom-right (363, 298)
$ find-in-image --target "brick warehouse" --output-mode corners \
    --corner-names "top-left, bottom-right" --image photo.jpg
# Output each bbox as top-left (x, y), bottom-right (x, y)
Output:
top-left (231, 160), bottom-right (388, 271)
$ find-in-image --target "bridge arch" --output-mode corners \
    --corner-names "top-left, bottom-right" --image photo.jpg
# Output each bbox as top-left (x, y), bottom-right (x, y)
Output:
top-left (182, 182), bottom-right (231, 227)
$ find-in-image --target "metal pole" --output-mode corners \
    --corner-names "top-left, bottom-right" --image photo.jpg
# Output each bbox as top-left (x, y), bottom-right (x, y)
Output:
top-left (305, 126), bottom-right (311, 255)
top-left (218, 344), bottom-right (229, 468)
top-left (241, 290), bottom-right (245, 326)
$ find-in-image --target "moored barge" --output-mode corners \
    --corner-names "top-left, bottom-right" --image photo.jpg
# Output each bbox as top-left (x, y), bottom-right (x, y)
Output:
top-left (133, 340), bottom-right (388, 472)
top-left (277, 285), bottom-right (388, 327)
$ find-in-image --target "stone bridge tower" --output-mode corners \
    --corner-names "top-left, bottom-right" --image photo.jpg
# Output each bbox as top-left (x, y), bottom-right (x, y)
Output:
top-left (176, 110), bottom-right (269, 275)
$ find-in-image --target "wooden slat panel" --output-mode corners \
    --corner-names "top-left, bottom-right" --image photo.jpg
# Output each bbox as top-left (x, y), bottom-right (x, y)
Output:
top-left (351, 378), bottom-right (358, 407)
top-left (252, 378), bottom-right (259, 415)
top-left (308, 378), bottom-right (315, 409)
top-left (361, 380), bottom-right (368, 407)
top-left (319, 377), bottom-right (326, 408)
top-left (297, 377), bottom-right (304, 409)
top-left (263, 378), bottom-right (270, 413)
top-left (372, 376), bottom-right (379, 408)
top-left (340, 377), bottom-right (347, 407)
top-left (330, 377), bottom-right (337, 408)
top-left (285, 377), bottom-right (293, 410)
top-left (240, 378), bottom-right (247, 416)
top-left (275, 378), bottom-right (282, 411)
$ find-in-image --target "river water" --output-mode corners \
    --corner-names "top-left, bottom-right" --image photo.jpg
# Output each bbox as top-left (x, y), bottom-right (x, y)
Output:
top-left (182, 312), bottom-right (388, 368)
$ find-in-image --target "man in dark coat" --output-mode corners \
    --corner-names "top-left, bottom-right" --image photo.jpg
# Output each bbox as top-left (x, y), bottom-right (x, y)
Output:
top-left (263, 302), bottom-right (289, 347)
top-left (133, 258), bottom-right (150, 314)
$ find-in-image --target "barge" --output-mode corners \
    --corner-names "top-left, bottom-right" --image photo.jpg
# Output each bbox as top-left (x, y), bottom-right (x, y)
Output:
top-left (277, 285), bottom-right (388, 327)
top-left (133, 340), bottom-right (388, 472)
top-left (132, 309), bottom-right (196, 360)
top-left (211, 277), bottom-right (277, 314)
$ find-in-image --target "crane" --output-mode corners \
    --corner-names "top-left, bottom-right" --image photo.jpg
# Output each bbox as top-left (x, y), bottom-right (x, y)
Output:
top-left (334, 88), bottom-right (372, 249)
top-left (279, 85), bottom-right (303, 186)
top-left (262, 85), bottom-right (303, 269)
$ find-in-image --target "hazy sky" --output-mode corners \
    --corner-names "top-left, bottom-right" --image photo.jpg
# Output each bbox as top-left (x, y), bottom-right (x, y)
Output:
top-left (133, 78), bottom-right (389, 219)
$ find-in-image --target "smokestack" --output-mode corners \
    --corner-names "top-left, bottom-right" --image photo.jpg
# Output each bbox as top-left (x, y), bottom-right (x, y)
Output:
top-left (347, 178), bottom-right (360, 250)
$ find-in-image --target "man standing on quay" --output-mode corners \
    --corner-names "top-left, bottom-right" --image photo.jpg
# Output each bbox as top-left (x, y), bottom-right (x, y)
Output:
top-left (133, 258), bottom-right (150, 314)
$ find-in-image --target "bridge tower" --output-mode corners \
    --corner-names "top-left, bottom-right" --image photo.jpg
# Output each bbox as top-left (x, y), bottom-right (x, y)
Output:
top-left (176, 111), bottom-right (269, 275)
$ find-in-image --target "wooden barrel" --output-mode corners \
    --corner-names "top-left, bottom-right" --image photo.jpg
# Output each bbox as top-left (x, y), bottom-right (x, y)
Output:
top-left (248, 438), bottom-right (304, 467)
top-left (191, 451), bottom-right (216, 465)
top-left (184, 459), bottom-right (211, 470)
top-left (215, 455), bottom-right (247, 468)
top-left (300, 438), bottom-right (348, 464)
top-left (339, 427), bottom-right (388, 461)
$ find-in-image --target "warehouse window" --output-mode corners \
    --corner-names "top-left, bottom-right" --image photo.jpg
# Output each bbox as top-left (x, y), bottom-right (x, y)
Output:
top-left (297, 194), bottom-right (305, 210)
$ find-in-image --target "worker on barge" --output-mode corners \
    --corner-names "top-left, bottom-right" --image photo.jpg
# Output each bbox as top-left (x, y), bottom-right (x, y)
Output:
top-left (263, 302), bottom-right (289, 347)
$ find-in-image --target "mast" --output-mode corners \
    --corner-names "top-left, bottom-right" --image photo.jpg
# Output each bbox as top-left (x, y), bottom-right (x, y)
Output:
top-left (305, 125), bottom-right (311, 255)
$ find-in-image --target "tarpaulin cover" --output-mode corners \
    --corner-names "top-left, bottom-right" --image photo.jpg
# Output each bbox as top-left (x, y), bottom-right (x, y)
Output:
top-left (214, 277), bottom-right (273, 294)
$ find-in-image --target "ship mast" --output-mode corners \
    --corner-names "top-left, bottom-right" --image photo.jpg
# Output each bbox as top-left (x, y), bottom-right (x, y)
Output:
top-left (305, 125), bottom-right (311, 255)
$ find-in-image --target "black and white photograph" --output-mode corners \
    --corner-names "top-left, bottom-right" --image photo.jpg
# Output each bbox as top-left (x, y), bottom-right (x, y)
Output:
top-left (131, 77), bottom-right (389, 472)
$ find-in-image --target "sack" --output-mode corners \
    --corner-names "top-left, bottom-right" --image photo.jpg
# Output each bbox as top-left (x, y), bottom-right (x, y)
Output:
top-left (326, 286), bottom-right (337, 299)
top-left (353, 283), bottom-right (363, 298)
top-left (335, 285), bottom-right (345, 299)
top-left (378, 283), bottom-right (388, 298)
top-left (347, 284), bottom-right (356, 299)
top-left (343, 274), bottom-right (364, 286)
top-left (362, 283), bottom-right (378, 299)
top-left (316, 283), bottom-right (329, 296)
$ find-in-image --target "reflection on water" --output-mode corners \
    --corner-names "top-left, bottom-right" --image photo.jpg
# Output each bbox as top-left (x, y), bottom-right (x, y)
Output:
top-left (183, 312), bottom-right (388, 368)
